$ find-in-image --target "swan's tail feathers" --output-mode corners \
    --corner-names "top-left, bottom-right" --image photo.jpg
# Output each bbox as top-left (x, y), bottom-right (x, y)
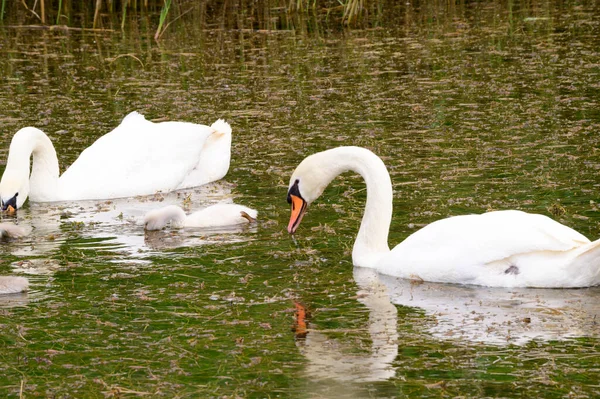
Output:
top-left (210, 119), bottom-right (232, 137)
top-left (0, 276), bottom-right (29, 294)
top-left (121, 111), bottom-right (147, 125)
top-left (144, 205), bottom-right (187, 231)
top-left (0, 223), bottom-right (27, 239)
top-left (569, 238), bottom-right (600, 287)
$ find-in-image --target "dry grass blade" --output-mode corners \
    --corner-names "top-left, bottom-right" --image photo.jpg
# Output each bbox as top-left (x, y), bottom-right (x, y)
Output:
top-left (342, 0), bottom-right (364, 25)
top-left (20, 0), bottom-right (41, 21)
top-left (108, 53), bottom-right (145, 68)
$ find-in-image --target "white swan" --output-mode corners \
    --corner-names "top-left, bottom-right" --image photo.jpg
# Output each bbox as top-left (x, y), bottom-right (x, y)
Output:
top-left (287, 146), bottom-right (600, 288)
top-left (144, 203), bottom-right (257, 230)
top-left (0, 111), bottom-right (232, 210)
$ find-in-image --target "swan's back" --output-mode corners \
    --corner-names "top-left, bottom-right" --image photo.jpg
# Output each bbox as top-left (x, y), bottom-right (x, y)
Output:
top-left (185, 203), bottom-right (257, 227)
top-left (378, 210), bottom-right (591, 285)
top-left (59, 112), bottom-right (231, 200)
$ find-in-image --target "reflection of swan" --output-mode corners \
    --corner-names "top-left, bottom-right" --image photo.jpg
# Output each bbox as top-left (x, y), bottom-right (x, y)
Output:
top-left (2, 182), bottom-right (257, 261)
top-left (0, 223), bottom-right (26, 238)
top-left (379, 274), bottom-right (600, 345)
top-left (295, 267), bottom-right (398, 382)
top-left (0, 112), bottom-right (232, 210)
top-left (0, 292), bottom-right (28, 307)
top-left (0, 223), bottom-right (29, 294)
top-left (0, 276), bottom-right (28, 294)
top-left (144, 203), bottom-right (257, 230)
top-left (287, 146), bottom-right (600, 288)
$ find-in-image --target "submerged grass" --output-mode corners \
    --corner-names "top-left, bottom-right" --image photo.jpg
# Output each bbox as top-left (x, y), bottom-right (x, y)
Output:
top-left (0, 0), bottom-right (599, 397)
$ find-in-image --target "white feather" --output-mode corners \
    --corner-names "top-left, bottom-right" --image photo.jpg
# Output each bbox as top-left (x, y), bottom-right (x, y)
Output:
top-left (0, 112), bottom-right (232, 208)
top-left (144, 203), bottom-right (257, 231)
top-left (289, 146), bottom-right (600, 288)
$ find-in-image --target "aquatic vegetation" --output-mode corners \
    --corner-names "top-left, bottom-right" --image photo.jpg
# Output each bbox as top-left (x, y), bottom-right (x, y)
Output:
top-left (0, 0), bottom-right (599, 397)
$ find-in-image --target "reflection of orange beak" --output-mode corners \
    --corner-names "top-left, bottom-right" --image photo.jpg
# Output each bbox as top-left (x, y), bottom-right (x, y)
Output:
top-left (293, 301), bottom-right (309, 339)
top-left (287, 194), bottom-right (307, 234)
top-left (5, 205), bottom-right (15, 214)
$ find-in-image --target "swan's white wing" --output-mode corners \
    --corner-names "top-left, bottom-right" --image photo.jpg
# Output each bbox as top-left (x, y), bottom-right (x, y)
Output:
top-left (377, 210), bottom-right (590, 284)
top-left (185, 204), bottom-right (257, 227)
top-left (59, 112), bottom-right (216, 200)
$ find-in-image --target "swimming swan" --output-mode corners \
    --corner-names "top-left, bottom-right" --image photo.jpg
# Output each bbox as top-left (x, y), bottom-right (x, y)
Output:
top-left (0, 223), bottom-right (28, 294)
top-left (286, 146), bottom-right (600, 288)
top-left (144, 203), bottom-right (257, 231)
top-left (0, 112), bottom-right (232, 210)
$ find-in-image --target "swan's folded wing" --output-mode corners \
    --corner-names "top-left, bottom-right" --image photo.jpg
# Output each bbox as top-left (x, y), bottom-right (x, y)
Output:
top-left (379, 210), bottom-right (590, 281)
top-left (59, 113), bottom-right (218, 200)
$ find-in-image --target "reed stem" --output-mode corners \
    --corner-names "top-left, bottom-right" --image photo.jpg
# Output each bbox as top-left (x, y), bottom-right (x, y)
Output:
top-left (55, 0), bottom-right (62, 24)
top-left (154, 0), bottom-right (172, 41)
top-left (93, 0), bottom-right (102, 28)
top-left (122, 0), bottom-right (129, 30)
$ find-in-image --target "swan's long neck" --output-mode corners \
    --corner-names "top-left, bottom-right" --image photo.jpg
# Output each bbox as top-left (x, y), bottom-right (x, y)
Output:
top-left (4, 127), bottom-right (60, 203)
top-left (305, 147), bottom-right (393, 267)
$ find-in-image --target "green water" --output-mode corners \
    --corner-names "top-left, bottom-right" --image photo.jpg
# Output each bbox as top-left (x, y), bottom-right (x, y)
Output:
top-left (0, 2), bottom-right (600, 397)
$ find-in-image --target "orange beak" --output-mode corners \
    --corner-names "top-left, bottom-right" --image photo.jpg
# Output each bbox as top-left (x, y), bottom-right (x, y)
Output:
top-left (287, 194), bottom-right (307, 234)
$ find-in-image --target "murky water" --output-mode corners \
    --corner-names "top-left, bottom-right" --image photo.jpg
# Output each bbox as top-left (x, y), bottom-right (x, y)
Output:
top-left (0, 2), bottom-right (600, 397)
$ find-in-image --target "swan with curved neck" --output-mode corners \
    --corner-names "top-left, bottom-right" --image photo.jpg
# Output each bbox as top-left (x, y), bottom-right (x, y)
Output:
top-left (287, 146), bottom-right (600, 288)
top-left (0, 112), bottom-right (232, 211)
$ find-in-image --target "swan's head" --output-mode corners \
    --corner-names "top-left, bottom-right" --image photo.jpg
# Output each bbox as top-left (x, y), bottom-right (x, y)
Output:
top-left (0, 172), bottom-right (28, 212)
top-left (287, 151), bottom-right (335, 234)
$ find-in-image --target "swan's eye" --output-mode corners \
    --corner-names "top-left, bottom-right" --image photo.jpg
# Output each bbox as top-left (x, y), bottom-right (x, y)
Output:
top-left (287, 179), bottom-right (301, 205)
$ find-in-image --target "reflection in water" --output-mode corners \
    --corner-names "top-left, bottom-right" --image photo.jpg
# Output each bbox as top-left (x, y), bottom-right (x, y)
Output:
top-left (295, 266), bottom-right (600, 388)
top-left (0, 292), bottom-right (29, 308)
top-left (143, 223), bottom-right (257, 251)
top-left (0, 2), bottom-right (598, 396)
top-left (380, 274), bottom-right (600, 345)
top-left (296, 267), bottom-right (398, 383)
top-left (2, 180), bottom-right (257, 267)
top-left (0, 181), bottom-right (258, 308)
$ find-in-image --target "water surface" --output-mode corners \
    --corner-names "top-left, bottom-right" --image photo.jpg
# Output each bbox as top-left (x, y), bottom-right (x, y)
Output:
top-left (0, 2), bottom-right (600, 397)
